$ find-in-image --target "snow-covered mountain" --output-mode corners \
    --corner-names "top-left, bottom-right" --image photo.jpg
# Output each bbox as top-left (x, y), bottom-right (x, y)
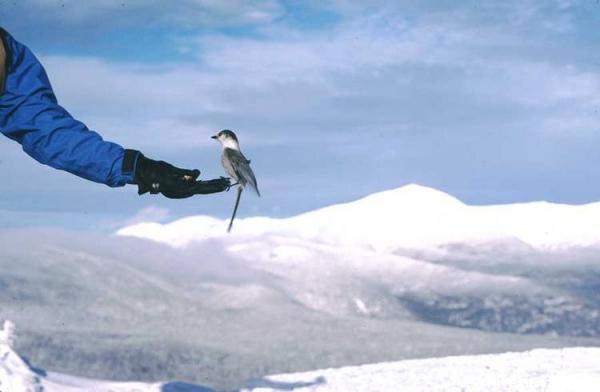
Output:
top-left (116, 184), bottom-right (600, 336)
top-left (118, 184), bottom-right (600, 251)
top-left (3, 185), bottom-right (600, 390)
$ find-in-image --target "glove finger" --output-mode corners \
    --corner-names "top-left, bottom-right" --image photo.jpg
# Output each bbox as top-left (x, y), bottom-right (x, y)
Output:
top-left (188, 169), bottom-right (201, 180)
top-left (163, 192), bottom-right (195, 199)
top-left (173, 174), bottom-right (200, 191)
top-left (165, 173), bottom-right (206, 198)
top-left (138, 183), bottom-right (151, 195)
top-left (189, 178), bottom-right (230, 195)
top-left (172, 166), bottom-right (200, 180)
top-left (161, 186), bottom-right (196, 199)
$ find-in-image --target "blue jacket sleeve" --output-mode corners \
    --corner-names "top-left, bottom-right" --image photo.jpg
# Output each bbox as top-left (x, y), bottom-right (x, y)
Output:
top-left (0, 29), bottom-right (137, 187)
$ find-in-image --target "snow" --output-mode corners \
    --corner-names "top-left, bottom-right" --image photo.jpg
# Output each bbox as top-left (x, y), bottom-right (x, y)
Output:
top-left (243, 348), bottom-right (600, 392)
top-left (0, 321), bottom-right (212, 392)
top-left (6, 185), bottom-right (600, 390)
top-left (3, 319), bottom-right (599, 392)
top-left (0, 343), bottom-right (159, 392)
top-left (114, 184), bottom-right (600, 333)
top-left (117, 184), bottom-right (600, 251)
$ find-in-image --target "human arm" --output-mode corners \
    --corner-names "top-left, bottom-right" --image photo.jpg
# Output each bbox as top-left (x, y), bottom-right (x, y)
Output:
top-left (0, 28), bottom-right (133, 186)
top-left (0, 28), bottom-right (229, 197)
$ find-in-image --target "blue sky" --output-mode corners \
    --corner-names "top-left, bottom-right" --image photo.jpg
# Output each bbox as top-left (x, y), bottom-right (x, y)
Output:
top-left (1, 0), bottom-right (600, 230)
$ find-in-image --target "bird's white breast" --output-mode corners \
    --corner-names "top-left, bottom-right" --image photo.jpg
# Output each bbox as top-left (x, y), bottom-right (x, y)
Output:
top-left (221, 138), bottom-right (240, 150)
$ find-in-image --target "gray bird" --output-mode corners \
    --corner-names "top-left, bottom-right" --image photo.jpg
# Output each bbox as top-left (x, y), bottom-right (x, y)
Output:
top-left (211, 129), bottom-right (260, 232)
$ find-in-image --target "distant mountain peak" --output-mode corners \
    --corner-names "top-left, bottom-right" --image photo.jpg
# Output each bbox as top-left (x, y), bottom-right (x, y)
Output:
top-left (0, 320), bottom-right (15, 347)
top-left (357, 183), bottom-right (465, 208)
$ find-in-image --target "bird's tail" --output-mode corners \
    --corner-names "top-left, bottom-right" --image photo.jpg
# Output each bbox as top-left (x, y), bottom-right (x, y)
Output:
top-left (243, 177), bottom-right (260, 197)
top-left (249, 183), bottom-right (261, 197)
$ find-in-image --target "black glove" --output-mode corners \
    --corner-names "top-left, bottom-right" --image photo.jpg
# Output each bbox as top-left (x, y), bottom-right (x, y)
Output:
top-left (133, 152), bottom-right (231, 199)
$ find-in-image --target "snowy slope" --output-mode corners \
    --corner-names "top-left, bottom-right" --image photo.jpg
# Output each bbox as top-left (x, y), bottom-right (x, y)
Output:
top-left (114, 184), bottom-right (600, 336)
top-left (117, 184), bottom-right (600, 251)
top-left (243, 347), bottom-right (600, 392)
top-left (6, 185), bottom-right (598, 390)
top-left (6, 230), bottom-right (597, 390)
top-left (4, 322), bottom-right (599, 392)
top-left (0, 330), bottom-right (600, 392)
top-left (0, 322), bottom-right (212, 392)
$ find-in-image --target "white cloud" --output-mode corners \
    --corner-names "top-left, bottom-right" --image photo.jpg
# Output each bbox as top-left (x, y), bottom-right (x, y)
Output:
top-left (39, 4), bottom-right (600, 152)
top-left (125, 205), bottom-right (171, 225)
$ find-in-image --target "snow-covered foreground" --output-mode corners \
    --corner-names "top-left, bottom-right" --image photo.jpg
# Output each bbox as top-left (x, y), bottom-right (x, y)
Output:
top-left (3, 320), bottom-right (600, 392)
top-left (242, 347), bottom-right (600, 392)
top-left (0, 322), bottom-right (211, 392)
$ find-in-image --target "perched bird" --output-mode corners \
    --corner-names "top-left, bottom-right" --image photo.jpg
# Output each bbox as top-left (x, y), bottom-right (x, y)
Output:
top-left (211, 130), bottom-right (260, 232)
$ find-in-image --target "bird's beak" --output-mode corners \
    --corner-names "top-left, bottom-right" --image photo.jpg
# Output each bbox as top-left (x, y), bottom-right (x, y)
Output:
top-left (211, 135), bottom-right (218, 140)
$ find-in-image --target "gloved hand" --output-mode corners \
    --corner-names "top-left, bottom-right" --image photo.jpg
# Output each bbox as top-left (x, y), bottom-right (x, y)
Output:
top-left (134, 153), bottom-right (231, 199)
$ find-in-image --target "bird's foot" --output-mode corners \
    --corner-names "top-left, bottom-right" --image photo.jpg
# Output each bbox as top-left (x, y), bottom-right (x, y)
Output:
top-left (226, 181), bottom-right (239, 191)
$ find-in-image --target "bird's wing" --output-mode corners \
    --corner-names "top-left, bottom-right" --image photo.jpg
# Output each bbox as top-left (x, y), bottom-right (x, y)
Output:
top-left (221, 152), bottom-right (238, 181)
top-left (224, 148), bottom-right (260, 196)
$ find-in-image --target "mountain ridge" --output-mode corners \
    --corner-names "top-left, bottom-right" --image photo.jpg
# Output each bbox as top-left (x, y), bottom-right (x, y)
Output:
top-left (117, 183), bottom-right (600, 250)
